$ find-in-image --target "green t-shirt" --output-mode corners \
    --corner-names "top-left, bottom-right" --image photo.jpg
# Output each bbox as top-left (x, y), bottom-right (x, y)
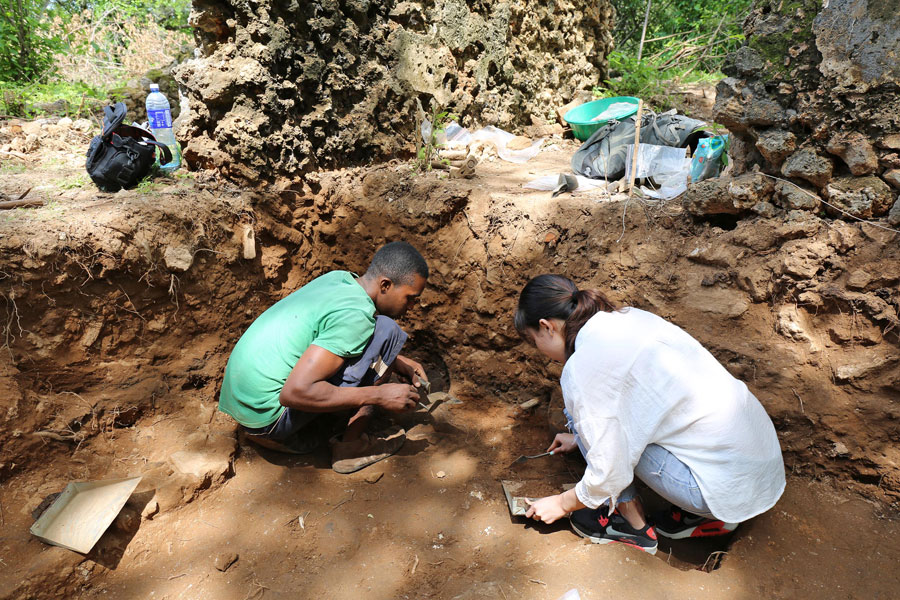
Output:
top-left (218, 270), bottom-right (376, 428)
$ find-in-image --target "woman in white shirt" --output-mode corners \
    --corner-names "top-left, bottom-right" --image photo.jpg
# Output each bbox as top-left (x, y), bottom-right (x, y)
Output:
top-left (517, 274), bottom-right (785, 555)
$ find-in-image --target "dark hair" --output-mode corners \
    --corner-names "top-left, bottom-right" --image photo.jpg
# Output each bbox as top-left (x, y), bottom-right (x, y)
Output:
top-left (514, 274), bottom-right (617, 358)
top-left (366, 241), bottom-right (429, 284)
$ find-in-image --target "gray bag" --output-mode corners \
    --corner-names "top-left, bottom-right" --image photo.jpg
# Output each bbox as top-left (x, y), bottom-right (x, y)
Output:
top-left (571, 110), bottom-right (708, 180)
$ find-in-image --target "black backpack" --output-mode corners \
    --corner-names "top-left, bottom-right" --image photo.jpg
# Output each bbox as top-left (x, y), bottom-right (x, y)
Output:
top-left (85, 102), bottom-right (172, 192)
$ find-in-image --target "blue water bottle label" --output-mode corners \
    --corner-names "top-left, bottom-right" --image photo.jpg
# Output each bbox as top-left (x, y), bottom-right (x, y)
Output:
top-left (147, 109), bottom-right (172, 129)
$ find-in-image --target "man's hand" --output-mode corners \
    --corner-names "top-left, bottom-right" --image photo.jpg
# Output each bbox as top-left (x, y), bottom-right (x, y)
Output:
top-left (393, 355), bottom-right (428, 386)
top-left (376, 383), bottom-right (420, 412)
top-left (547, 433), bottom-right (577, 454)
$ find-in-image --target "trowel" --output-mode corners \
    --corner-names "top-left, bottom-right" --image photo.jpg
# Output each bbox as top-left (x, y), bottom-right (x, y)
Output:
top-left (509, 450), bottom-right (555, 467)
top-left (415, 375), bottom-right (433, 411)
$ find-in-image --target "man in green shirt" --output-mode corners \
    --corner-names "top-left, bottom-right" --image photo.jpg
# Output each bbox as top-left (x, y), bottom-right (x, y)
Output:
top-left (219, 241), bottom-right (429, 473)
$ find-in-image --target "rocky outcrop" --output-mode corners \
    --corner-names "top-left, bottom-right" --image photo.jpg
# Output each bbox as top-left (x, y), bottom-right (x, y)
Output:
top-left (174, 0), bottom-right (614, 184)
top-left (691, 0), bottom-right (900, 222)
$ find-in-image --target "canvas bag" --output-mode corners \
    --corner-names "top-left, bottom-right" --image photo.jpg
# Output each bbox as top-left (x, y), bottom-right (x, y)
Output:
top-left (571, 109), bottom-right (708, 181)
top-left (85, 102), bottom-right (172, 192)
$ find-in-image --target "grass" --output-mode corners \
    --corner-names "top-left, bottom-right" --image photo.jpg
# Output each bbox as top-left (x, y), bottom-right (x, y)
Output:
top-left (593, 50), bottom-right (724, 111)
top-left (58, 173), bottom-right (88, 189)
top-left (0, 163), bottom-right (27, 175)
top-left (1, 80), bottom-right (108, 119)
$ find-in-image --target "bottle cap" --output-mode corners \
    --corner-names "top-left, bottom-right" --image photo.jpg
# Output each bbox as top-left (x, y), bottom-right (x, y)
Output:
top-left (149, 83), bottom-right (159, 91)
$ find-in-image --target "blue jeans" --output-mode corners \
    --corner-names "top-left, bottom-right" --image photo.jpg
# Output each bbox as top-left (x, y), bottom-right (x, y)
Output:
top-left (243, 316), bottom-right (408, 442)
top-left (565, 409), bottom-right (714, 517)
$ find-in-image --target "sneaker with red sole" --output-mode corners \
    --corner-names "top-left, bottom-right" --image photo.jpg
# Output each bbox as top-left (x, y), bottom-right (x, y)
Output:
top-left (569, 508), bottom-right (659, 555)
top-left (652, 505), bottom-right (739, 539)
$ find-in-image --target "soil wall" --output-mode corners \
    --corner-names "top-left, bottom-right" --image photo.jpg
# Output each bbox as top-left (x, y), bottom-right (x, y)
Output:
top-left (173, 0), bottom-right (614, 183)
top-left (1, 162), bottom-right (898, 512)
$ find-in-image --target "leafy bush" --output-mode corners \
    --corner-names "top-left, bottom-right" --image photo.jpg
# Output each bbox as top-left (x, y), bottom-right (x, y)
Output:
top-left (0, 0), bottom-right (191, 117)
top-left (0, 0), bottom-right (63, 82)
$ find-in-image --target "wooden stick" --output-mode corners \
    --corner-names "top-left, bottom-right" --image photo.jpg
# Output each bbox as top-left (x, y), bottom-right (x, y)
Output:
top-left (0, 199), bottom-right (45, 210)
top-left (637, 0), bottom-right (652, 63)
top-left (628, 99), bottom-right (644, 196)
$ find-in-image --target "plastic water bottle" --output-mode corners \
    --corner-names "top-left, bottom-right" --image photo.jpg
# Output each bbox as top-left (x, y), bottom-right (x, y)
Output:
top-left (145, 83), bottom-right (182, 174)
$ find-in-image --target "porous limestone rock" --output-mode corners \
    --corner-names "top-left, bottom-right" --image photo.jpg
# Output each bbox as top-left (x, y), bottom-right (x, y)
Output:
top-left (175, 0), bottom-right (614, 183)
top-left (823, 176), bottom-right (894, 219)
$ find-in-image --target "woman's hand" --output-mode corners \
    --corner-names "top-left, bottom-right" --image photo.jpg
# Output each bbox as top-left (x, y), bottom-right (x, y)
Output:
top-left (524, 494), bottom-right (570, 524)
top-left (393, 355), bottom-right (428, 386)
top-left (524, 489), bottom-right (585, 524)
top-left (547, 433), bottom-right (577, 454)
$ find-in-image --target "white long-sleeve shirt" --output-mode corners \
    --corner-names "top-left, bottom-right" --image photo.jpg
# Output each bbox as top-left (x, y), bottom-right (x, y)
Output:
top-left (562, 308), bottom-right (785, 523)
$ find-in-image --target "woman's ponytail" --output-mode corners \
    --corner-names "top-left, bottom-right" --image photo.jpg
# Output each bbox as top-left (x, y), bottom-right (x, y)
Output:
top-left (564, 289), bottom-right (616, 357)
top-left (515, 274), bottom-right (617, 358)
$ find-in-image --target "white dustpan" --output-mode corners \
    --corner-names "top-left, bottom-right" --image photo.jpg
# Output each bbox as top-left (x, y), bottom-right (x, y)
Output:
top-left (30, 476), bottom-right (142, 554)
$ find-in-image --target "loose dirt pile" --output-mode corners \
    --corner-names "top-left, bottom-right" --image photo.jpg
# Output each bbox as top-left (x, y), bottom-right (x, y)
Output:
top-left (0, 125), bottom-right (898, 598)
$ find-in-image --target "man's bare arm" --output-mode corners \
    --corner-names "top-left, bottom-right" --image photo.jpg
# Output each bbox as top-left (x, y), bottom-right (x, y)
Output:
top-left (279, 344), bottom-right (419, 413)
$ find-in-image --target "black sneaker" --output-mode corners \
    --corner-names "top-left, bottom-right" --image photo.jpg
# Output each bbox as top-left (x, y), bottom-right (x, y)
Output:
top-left (652, 505), bottom-right (739, 539)
top-left (570, 508), bottom-right (658, 555)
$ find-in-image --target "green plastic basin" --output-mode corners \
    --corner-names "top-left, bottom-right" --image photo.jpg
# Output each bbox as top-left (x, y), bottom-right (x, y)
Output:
top-left (564, 96), bottom-right (640, 141)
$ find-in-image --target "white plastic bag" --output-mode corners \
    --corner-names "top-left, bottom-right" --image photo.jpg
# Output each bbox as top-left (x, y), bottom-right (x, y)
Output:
top-left (524, 173), bottom-right (608, 193)
top-left (470, 125), bottom-right (544, 163)
top-left (555, 590), bottom-right (581, 600)
top-left (420, 119), bottom-right (472, 148)
top-left (624, 143), bottom-right (690, 200)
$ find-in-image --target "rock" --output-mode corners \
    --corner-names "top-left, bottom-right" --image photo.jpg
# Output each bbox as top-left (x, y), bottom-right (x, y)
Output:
top-left (882, 170), bottom-right (900, 190)
top-left (22, 134), bottom-right (40, 152)
top-left (141, 499), bottom-right (159, 520)
top-left (826, 132), bottom-right (879, 175)
top-left (828, 441), bottom-right (850, 457)
top-left (214, 552), bottom-right (238, 572)
top-left (730, 46), bottom-right (766, 76)
top-left (775, 305), bottom-right (812, 343)
top-left (176, 1), bottom-right (615, 183)
top-left (888, 197), bottom-right (900, 226)
top-left (683, 173), bottom-right (773, 216)
top-left (735, 265), bottom-right (773, 302)
top-left (71, 119), bottom-right (93, 133)
top-left (823, 176), bottom-right (894, 218)
top-left (168, 431), bottom-right (236, 485)
top-left (683, 178), bottom-right (732, 215)
top-left (782, 149), bottom-right (833, 189)
top-left (556, 90), bottom-right (594, 125)
top-left (518, 397), bottom-right (541, 410)
top-left (774, 181), bottom-right (820, 211)
top-left (728, 173), bottom-right (775, 209)
top-left (882, 134), bottom-right (900, 150)
top-left (781, 240), bottom-right (830, 279)
top-left (57, 117), bottom-right (73, 128)
top-left (847, 270), bottom-right (872, 290)
top-left (523, 122), bottom-right (564, 138)
top-left (751, 201), bottom-right (778, 217)
top-left (21, 121), bottom-right (42, 135)
top-left (833, 352), bottom-right (897, 382)
top-left (813, 0), bottom-right (900, 92)
top-left (686, 243), bottom-right (735, 268)
top-left (683, 288), bottom-right (750, 318)
top-left (755, 129), bottom-right (796, 164)
top-left (164, 245), bottom-right (194, 271)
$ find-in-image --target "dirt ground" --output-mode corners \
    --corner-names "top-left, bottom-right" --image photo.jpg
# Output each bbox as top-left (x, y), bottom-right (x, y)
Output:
top-left (0, 119), bottom-right (899, 599)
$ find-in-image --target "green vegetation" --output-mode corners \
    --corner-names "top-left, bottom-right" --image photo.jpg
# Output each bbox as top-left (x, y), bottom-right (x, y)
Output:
top-left (415, 106), bottom-right (457, 173)
top-left (58, 173), bottom-right (89, 189)
top-left (0, 0), bottom-right (191, 118)
top-left (596, 0), bottom-right (753, 108)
